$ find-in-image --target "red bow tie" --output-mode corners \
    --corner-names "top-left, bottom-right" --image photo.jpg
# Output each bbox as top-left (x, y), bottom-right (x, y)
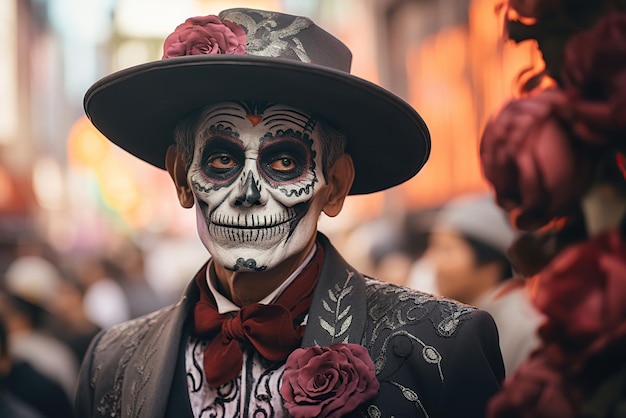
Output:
top-left (193, 246), bottom-right (324, 388)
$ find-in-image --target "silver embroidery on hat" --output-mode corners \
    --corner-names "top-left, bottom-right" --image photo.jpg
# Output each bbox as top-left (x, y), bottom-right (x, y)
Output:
top-left (220, 10), bottom-right (312, 62)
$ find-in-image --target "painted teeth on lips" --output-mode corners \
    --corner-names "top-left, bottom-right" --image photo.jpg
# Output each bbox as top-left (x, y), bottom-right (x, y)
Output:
top-left (211, 212), bottom-right (296, 229)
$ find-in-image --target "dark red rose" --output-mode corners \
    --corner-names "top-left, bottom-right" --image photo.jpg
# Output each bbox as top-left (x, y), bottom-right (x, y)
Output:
top-left (508, 0), bottom-right (562, 18)
top-left (560, 12), bottom-right (626, 146)
top-left (162, 15), bottom-right (246, 59)
top-left (534, 230), bottom-right (626, 354)
top-left (280, 343), bottom-right (379, 418)
top-left (480, 89), bottom-right (595, 230)
top-left (488, 352), bottom-right (575, 418)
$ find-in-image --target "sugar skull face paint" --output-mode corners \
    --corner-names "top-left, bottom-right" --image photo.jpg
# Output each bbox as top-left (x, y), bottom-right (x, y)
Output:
top-left (187, 102), bottom-right (327, 272)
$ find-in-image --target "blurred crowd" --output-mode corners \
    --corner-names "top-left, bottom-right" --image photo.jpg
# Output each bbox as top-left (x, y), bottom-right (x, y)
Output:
top-left (0, 231), bottom-right (173, 417)
top-left (0, 192), bottom-right (544, 416)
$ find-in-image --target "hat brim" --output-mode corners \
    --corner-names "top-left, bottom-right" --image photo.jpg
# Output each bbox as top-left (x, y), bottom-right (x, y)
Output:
top-left (84, 54), bottom-right (430, 195)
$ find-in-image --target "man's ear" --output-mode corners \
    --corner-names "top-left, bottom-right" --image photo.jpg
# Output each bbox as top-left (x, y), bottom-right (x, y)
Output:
top-left (165, 145), bottom-right (194, 208)
top-left (322, 154), bottom-right (355, 217)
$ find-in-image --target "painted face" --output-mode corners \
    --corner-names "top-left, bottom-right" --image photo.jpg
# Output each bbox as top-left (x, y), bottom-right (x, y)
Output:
top-left (188, 102), bottom-right (327, 272)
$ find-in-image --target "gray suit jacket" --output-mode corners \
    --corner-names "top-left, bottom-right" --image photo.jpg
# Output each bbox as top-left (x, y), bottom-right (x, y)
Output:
top-left (75, 233), bottom-right (504, 417)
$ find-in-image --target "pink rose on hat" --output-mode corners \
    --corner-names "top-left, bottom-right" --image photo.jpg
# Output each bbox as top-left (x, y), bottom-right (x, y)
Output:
top-left (280, 343), bottom-right (380, 418)
top-left (162, 15), bottom-right (246, 59)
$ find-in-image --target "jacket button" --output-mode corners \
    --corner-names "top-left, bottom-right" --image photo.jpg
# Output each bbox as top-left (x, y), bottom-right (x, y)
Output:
top-left (392, 335), bottom-right (413, 358)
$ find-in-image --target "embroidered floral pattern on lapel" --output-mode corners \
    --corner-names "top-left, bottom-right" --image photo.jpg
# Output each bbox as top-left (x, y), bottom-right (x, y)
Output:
top-left (92, 309), bottom-right (164, 417)
top-left (315, 269), bottom-right (355, 345)
top-left (126, 321), bottom-right (168, 416)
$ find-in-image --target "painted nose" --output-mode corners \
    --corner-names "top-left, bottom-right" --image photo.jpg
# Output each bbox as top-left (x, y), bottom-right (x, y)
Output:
top-left (235, 171), bottom-right (262, 206)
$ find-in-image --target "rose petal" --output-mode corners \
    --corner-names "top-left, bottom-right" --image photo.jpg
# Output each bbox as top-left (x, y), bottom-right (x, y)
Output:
top-left (480, 91), bottom-right (593, 231)
top-left (488, 353), bottom-right (574, 418)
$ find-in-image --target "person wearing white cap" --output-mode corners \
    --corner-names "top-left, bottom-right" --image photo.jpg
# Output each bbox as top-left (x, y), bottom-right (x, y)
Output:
top-left (425, 193), bottom-right (543, 375)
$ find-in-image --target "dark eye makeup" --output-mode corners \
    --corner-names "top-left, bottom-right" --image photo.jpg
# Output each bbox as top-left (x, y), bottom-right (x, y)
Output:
top-left (259, 138), bottom-right (309, 183)
top-left (200, 137), bottom-right (244, 183)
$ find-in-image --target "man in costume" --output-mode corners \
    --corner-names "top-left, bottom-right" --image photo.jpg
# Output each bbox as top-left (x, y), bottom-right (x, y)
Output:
top-left (75, 8), bottom-right (504, 418)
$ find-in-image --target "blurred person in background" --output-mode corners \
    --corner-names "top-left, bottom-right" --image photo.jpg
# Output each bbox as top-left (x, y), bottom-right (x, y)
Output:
top-left (75, 254), bottom-right (131, 329)
top-left (367, 219), bottom-right (417, 287)
top-left (0, 297), bottom-right (74, 418)
top-left (109, 238), bottom-right (169, 318)
top-left (76, 245), bottom-right (167, 330)
top-left (370, 244), bottom-right (414, 286)
top-left (424, 193), bottom-right (543, 375)
top-left (1, 255), bottom-right (80, 400)
top-left (0, 314), bottom-right (44, 418)
top-left (46, 270), bottom-right (102, 364)
top-left (343, 216), bottom-right (415, 286)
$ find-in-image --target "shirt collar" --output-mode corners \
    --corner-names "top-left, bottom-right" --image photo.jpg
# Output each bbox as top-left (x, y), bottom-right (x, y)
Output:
top-left (205, 245), bottom-right (318, 314)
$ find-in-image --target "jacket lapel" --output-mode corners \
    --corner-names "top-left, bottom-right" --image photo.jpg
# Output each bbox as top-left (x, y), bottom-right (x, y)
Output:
top-left (302, 232), bottom-right (367, 347)
top-left (119, 276), bottom-right (200, 418)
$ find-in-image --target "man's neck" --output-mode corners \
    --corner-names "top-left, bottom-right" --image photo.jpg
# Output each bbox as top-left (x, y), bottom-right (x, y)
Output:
top-left (212, 238), bottom-right (317, 307)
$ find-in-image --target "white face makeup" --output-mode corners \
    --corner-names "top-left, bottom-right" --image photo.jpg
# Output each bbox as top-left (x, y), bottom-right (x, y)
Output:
top-left (187, 102), bottom-right (328, 272)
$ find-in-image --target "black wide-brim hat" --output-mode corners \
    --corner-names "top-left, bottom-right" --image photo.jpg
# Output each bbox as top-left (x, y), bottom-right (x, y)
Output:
top-left (84, 8), bottom-right (430, 195)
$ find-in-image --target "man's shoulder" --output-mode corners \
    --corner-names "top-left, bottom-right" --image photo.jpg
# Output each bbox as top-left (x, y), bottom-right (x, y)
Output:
top-left (91, 304), bottom-right (176, 353)
top-left (362, 276), bottom-right (478, 338)
top-left (357, 277), bottom-right (503, 418)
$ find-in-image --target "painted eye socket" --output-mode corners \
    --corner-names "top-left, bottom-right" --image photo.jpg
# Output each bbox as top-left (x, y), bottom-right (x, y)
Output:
top-left (209, 155), bottom-right (237, 170)
top-left (268, 157), bottom-right (297, 172)
top-left (261, 144), bottom-right (308, 183)
top-left (197, 134), bottom-right (244, 185)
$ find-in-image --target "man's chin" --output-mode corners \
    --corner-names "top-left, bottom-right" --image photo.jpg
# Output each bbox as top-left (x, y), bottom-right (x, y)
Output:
top-left (205, 230), bottom-right (313, 273)
top-left (211, 250), bottom-right (282, 273)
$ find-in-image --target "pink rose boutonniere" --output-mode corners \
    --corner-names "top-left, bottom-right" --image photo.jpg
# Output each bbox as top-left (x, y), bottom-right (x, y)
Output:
top-left (162, 15), bottom-right (246, 59)
top-left (280, 343), bottom-right (380, 418)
